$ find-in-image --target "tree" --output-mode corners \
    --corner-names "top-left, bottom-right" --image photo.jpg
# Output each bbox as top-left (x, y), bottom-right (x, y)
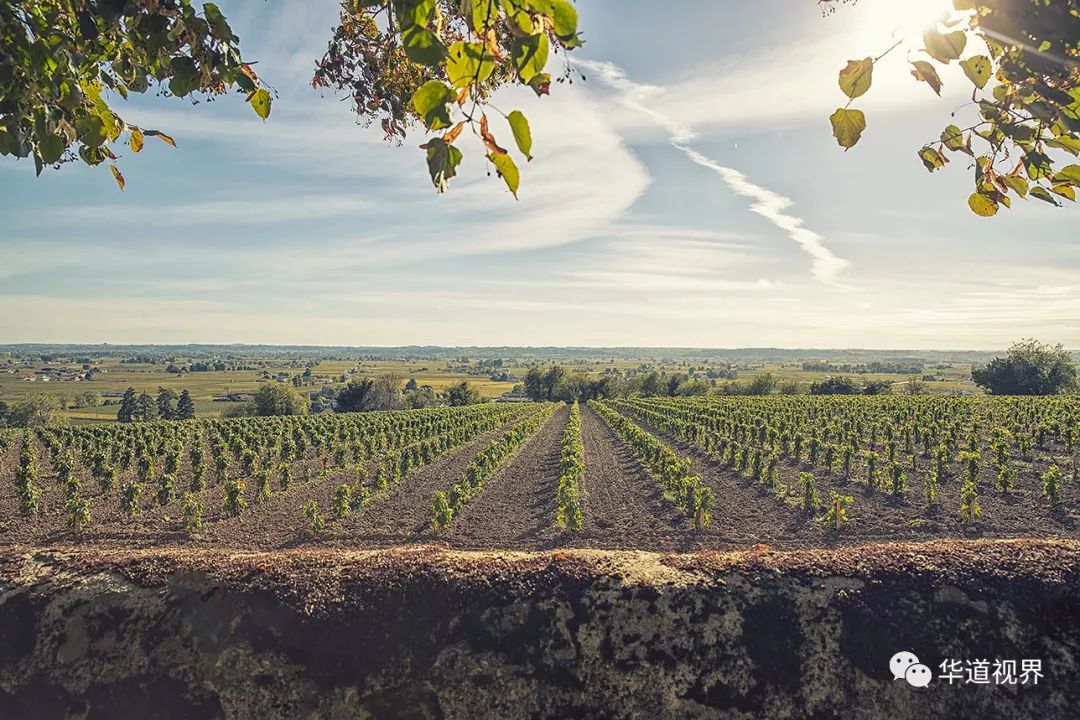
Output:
top-left (405, 385), bottom-right (439, 408)
top-left (824, 0), bottom-right (1080, 215)
top-left (0, 0), bottom-right (269, 187)
top-left (445, 381), bottom-right (482, 406)
top-left (972, 338), bottom-right (1078, 395)
top-left (336, 377), bottom-right (378, 412)
top-left (8, 394), bottom-right (65, 427)
top-left (176, 389), bottom-right (196, 420)
top-left (117, 386), bottom-right (137, 423)
top-left (252, 383), bottom-right (310, 416)
top-left (373, 372), bottom-right (406, 410)
top-left (156, 387), bottom-right (178, 420)
top-left (809, 376), bottom-right (862, 395)
top-left (523, 367), bottom-right (548, 401)
top-left (135, 392), bottom-right (157, 421)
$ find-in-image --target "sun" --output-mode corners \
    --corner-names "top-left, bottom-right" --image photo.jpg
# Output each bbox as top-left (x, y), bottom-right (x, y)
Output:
top-left (855, 0), bottom-right (961, 44)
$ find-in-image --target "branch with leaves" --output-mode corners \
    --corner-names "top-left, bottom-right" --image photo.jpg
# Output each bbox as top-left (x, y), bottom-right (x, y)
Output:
top-left (0, 0), bottom-right (272, 189)
top-left (313, 0), bottom-right (582, 197)
top-left (824, 0), bottom-right (1080, 216)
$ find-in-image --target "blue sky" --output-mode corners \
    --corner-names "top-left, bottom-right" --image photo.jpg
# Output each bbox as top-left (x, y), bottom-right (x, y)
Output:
top-left (1, 0), bottom-right (1076, 349)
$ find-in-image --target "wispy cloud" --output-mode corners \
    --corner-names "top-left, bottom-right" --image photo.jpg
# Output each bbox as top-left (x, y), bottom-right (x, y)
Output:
top-left (577, 59), bottom-right (849, 286)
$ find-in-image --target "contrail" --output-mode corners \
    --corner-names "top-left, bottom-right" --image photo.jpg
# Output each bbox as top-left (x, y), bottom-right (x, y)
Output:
top-left (577, 59), bottom-right (849, 286)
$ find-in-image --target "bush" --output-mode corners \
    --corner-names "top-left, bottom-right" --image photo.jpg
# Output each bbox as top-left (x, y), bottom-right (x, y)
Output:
top-left (303, 499), bottom-right (325, 534)
top-left (181, 492), bottom-right (204, 534)
top-left (431, 491), bottom-right (454, 529)
top-left (960, 478), bottom-right (981, 526)
top-left (1043, 465), bottom-right (1063, 506)
top-left (65, 494), bottom-right (91, 531)
top-left (801, 472), bottom-right (820, 510)
top-left (331, 483), bottom-right (352, 519)
top-left (821, 492), bottom-right (853, 529)
top-left (223, 480), bottom-right (248, 517)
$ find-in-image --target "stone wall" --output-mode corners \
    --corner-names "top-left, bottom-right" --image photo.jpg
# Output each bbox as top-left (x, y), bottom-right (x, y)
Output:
top-left (1, 540), bottom-right (1078, 719)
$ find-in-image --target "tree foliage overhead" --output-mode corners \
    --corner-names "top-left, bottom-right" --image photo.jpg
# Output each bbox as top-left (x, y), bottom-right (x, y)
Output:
top-left (0, 0), bottom-right (271, 187)
top-left (824, 0), bottom-right (1080, 216)
top-left (313, 0), bottom-right (582, 197)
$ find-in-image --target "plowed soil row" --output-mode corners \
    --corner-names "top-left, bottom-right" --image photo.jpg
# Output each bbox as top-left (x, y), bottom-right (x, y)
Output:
top-left (622, 406), bottom-right (1080, 548)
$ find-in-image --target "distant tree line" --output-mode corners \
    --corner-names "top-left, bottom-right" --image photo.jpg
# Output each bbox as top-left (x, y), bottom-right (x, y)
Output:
top-left (117, 387), bottom-right (196, 423)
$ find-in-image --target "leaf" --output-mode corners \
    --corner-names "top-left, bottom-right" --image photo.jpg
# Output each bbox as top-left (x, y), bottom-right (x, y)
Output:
top-left (918, 145), bottom-right (947, 172)
top-left (1050, 184), bottom-right (1076, 202)
top-left (512, 33), bottom-right (550, 84)
top-left (1001, 174), bottom-right (1028, 198)
top-left (479, 113), bottom-right (506, 154)
top-left (829, 108), bottom-right (866, 150)
top-left (528, 73), bottom-right (551, 96)
top-left (838, 58), bottom-right (873, 100)
top-left (967, 192), bottom-right (997, 216)
top-left (395, 0), bottom-right (437, 29)
top-left (1023, 151), bottom-right (1052, 180)
top-left (488, 152), bottom-right (520, 198)
top-left (403, 26), bottom-right (448, 67)
top-left (443, 122), bottom-right (465, 143)
top-left (1055, 164), bottom-right (1080, 184)
top-left (507, 110), bottom-right (532, 160)
top-left (1030, 186), bottom-right (1061, 206)
top-left (203, 2), bottom-right (234, 41)
top-left (129, 128), bottom-right (144, 153)
top-left (910, 61), bottom-right (942, 96)
top-left (38, 135), bottom-right (65, 164)
top-left (109, 163), bottom-right (125, 190)
top-left (1046, 136), bottom-right (1080, 156)
top-left (469, 0), bottom-right (499, 32)
top-left (923, 29), bottom-right (966, 63)
top-left (412, 81), bottom-right (454, 131)
top-left (422, 137), bottom-right (463, 193)
top-left (250, 88), bottom-right (272, 120)
top-left (447, 41), bottom-right (495, 88)
top-left (960, 55), bottom-right (991, 89)
top-left (144, 130), bottom-right (176, 147)
top-left (544, 0), bottom-right (579, 40)
top-left (940, 124), bottom-right (965, 151)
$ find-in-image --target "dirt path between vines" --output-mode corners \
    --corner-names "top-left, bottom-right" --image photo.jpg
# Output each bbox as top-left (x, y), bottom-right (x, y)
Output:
top-left (446, 405), bottom-right (568, 549)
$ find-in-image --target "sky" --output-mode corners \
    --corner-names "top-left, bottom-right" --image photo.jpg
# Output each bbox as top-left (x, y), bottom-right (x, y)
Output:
top-left (1, 0), bottom-right (1077, 350)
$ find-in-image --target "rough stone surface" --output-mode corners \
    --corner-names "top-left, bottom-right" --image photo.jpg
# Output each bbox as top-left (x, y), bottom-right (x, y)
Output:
top-left (1, 539), bottom-right (1079, 719)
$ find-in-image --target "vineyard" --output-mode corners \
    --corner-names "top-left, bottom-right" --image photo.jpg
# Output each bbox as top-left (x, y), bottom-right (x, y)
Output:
top-left (1, 395), bottom-right (1079, 550)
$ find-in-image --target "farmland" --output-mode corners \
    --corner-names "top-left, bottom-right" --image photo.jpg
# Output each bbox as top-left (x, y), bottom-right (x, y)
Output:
top-left (3, 395), bottom-right (1077, 551)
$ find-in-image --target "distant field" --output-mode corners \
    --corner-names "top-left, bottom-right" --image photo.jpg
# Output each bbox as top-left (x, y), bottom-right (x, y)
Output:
top-left (0, 354), bottom-right (981, 424)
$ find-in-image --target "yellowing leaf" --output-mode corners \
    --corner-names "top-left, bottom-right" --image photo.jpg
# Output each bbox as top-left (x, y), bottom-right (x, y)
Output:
top-left (1056, 164), bottom-right (1080, 184)
top-left (838, 58), bottom-right (873, 100)
top-left (923, 29), bottom-right (966, 63)
top-left (918, 145), bottom-right (947, 172)
top-left (910, 61), bottom-right (943, 96)
top-left (250, 88), bottom-right (272, 120)
top-left (967, 192), bottom-right (997, 216)
top-left (129, 128), bottom-right (144, 153)
top-left (960, 55), bottom-right (992, 89)
top-left (829, 108), bottom-right (866, 150)
top-left (109, 163), bottom-right (125, 190)
top-left (447, 41), bottom-right (496, 88)
top-left (488, 152), bottom-right (520, 198)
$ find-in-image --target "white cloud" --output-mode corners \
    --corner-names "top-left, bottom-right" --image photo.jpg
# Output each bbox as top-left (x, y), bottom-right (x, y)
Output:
top-left (578, 59), bottom-right (849, 286)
